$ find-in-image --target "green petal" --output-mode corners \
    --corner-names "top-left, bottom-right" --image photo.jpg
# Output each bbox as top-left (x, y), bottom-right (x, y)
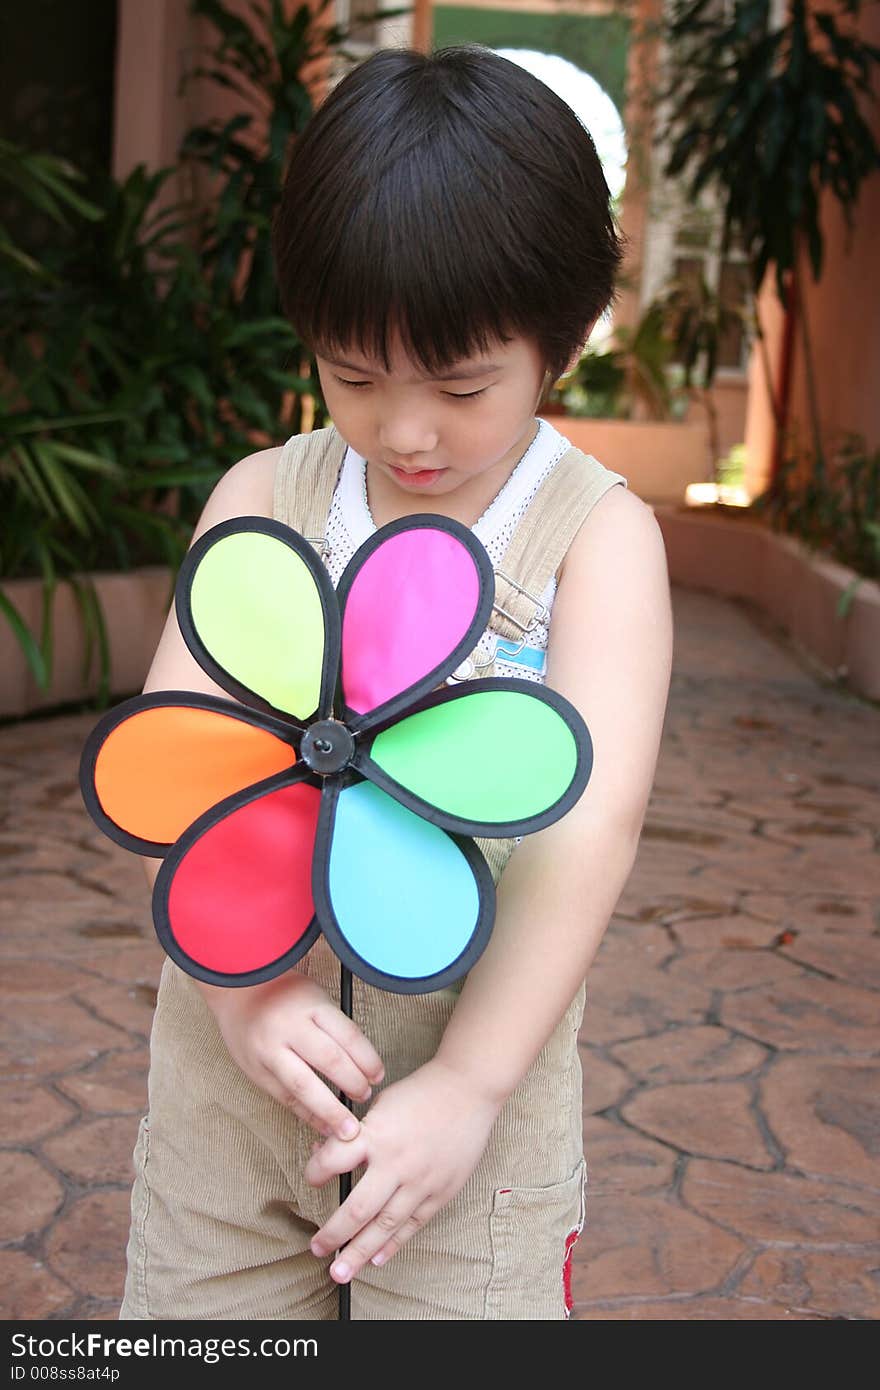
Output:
top-left (369, 687), bottom-right (581, 825)
top-left (190, 530), bottom-right (325, 718)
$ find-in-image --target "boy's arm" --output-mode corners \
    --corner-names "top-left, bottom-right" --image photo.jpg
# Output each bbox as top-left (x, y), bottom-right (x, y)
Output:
top-left (434, 488), bottom-right (672, 1099)
top-left (134, 449), bottom-right (384, 1139)
top-left (306, 487), bottom-right (674, 1279)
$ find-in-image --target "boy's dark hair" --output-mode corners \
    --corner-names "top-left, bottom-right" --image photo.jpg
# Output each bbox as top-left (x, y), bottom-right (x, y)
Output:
top-left (272, 44), bottom-right (625, 386)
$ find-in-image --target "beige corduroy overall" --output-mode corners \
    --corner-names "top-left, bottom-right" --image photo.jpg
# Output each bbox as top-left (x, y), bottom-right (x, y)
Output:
top-left (119, 423), bottom-right (626, 1321)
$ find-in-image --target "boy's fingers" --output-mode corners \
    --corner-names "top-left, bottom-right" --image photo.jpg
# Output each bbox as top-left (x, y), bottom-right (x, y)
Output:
top-left (309, 1175), bottom-right (400, 1260)
top-left (298, 1031), bottom-right (374, 1105)
top-left (304, 1132), bottom-right (366, 1188)
top-left (271, 1053), bottom-right (361, 1142)
top-left (329, 1200), bottom-right (431, 1282)
top-left (313, 1008), bottom-right (385, 1085)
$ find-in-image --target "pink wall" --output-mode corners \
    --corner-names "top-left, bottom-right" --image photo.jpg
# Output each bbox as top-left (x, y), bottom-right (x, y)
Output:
top-left (112, 0), bottom-right (333, 207)
top-left (745, 0), bottom-right (880, 494)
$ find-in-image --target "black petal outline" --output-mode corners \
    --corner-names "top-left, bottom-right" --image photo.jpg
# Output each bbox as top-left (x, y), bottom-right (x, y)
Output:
top-left (333, 514), bottom-right (495, 736)
top-left (352, 676), bottom-right (594, 838)
top-left (312, 777), bottom-right (496, 995)
top-left (78, 689), bottom-right (301, 856)
top-left (176, 517), bottom-right (341, 725)
top-left (153, 761), bottom-right (323, 987)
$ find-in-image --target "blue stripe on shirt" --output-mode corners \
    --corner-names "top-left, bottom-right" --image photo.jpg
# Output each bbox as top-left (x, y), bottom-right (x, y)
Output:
top-left (495, 640), bottom-right (546, 673)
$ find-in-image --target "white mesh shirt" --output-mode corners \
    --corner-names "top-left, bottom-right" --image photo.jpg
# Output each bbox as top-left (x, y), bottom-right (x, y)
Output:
top-left (321, 416), bottom-right (573, 686)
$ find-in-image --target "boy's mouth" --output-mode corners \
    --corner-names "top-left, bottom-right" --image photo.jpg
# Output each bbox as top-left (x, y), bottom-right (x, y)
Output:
top-left (388, 463), bottom-right (445, 487)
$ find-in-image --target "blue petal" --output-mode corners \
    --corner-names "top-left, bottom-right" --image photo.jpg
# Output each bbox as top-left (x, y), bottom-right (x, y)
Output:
top-left (319, 780), bottom-right (492, 990)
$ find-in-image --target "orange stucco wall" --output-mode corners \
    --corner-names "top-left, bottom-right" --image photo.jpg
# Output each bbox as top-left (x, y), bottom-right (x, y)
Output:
top-left (744, 0), bottom-right (880, 494)
top-left (113, 0), bottom-right (337, 197)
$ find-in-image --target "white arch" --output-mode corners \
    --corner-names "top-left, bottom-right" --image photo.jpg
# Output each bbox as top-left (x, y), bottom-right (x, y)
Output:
top-left (492, 48), bottom-right (628, 200)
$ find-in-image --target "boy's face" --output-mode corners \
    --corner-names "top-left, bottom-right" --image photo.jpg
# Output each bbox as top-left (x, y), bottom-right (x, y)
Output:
top-left (313, 326), bottom-right (552, 501)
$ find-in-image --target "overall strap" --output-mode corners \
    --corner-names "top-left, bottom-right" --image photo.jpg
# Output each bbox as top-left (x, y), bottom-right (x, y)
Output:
top-left (486, 445), bottom-right (627, 659)
top-left (473, 443), bottom-right (626, 886)
top-left (273, 423), bottom-right (348, 549)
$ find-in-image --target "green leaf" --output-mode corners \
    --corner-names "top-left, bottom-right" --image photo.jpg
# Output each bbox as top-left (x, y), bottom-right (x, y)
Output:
top-left (32, 444), bottom-right (94, 536)
top-left (45, 442), bottom-right (125, 476)
top-left (836, 576), bottom-right (861, 620)
top-left (0, 588), bottom-right (49, 688)
top-left (67, 575), bottom-right (111, 706)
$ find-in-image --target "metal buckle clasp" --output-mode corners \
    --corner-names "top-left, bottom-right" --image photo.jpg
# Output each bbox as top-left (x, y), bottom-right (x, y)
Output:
top-left (491, 568), bottom-right (548, 636)
top-left (449, 570), bottom-right (547, 682)
top-left (305, 535), bottom-right (331, 561)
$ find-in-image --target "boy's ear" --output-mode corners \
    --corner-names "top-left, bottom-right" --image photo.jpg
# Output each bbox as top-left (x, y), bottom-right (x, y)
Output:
top-left (562, 349), bottom-right (583, 378)
top-left (557, 321), bottom-right (598, 382)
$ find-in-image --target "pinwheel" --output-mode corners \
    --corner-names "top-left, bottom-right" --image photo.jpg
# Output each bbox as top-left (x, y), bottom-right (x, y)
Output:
top-left (79, 512), bottom-right (594, 1320)
top-left (79, 514), bottom-right (593, 997)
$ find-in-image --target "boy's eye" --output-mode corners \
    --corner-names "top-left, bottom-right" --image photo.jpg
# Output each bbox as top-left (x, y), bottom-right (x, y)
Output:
top-left (332, 372), bottom-right (486, 400)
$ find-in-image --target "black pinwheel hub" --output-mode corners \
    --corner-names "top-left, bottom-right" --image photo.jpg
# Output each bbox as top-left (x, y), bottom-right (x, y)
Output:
top-left (300, 718), bottom-right (355, 776)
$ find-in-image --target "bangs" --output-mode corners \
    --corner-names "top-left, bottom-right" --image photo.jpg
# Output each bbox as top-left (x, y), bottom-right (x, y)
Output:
top-left (282, 139), bottom-right (528, 376)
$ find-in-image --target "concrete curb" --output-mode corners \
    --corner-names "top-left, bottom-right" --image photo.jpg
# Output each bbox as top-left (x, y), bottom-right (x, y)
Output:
top-left (656, 507), bottom-right (880, 702)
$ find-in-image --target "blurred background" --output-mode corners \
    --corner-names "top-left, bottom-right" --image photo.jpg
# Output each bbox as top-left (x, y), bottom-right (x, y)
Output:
top-left (1, 0), bottom-right (879, 717)
top-left (1, 1), bottom-right (878, 1322)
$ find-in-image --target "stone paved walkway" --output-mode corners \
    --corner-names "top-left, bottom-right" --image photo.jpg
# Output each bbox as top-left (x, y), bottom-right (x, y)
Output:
top-left (1, 585), bottom-right (878, 1321)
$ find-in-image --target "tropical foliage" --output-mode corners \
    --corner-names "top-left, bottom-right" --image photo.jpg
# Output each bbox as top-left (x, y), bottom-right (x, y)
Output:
top-left (0, 0), bottom-right (377, 703)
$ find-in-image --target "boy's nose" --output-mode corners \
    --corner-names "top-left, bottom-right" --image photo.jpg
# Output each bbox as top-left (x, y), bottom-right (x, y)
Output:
top-left (378, 420), bottom-right (439, 457)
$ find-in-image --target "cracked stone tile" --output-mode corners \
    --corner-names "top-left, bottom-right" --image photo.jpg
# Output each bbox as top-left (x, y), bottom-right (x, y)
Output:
top-left (572, 1191), bottom-right (745, 1300)
top-left (667, 947), bottom-right (807, 991)
top-left (0, 1151), bottom-right (64, 1241)
top-left (761, 1056), bottom-right (880, 1185)
top-left (0, 997), bottom-right (130, 1078)
top-left (71, 978), bottom-right (158, 1039)
top-left (610, 1025), bottom-right (767, 1085)
top-left (44, 1191), bottom-right (130, 1301)
top-left (738, 1247), bottom-right (880, 1319)
top-left (582, 957), bottom-right (712, 1045)
top-left (721, 977), bottom-right (880, 1055)
top-left (0, 1251), bottom-right (73, 1319)
top-left (778, 928), bottom-right (880, 991)
top-left (578, 1047), bottom-right (632, 1114)
top-left (42, 1115), bottom-right (140, 1186)
top-left (80, 943), bottom-right (165, 986)
top-left (758, 818), bottom-right (877, 854)
top-left (671, 915), bottom-right (784, 951)
top-left (0, 959), bottom-right (93, 999)
top-left (57, 1047), bottom-right (149, 1115)
top-left (0, 1079), bottom-right (77, 1143)
top-left (741, 892), bottom-right (877, 933)
top-left (582, 1115), bottom-right (678, 1194)
top-left (592, 919), bottom-right (676, 966)
top-left (682, 1157), bottom-right (880, 1244)
top-left (621, 1079), bottom-right (775, 1168)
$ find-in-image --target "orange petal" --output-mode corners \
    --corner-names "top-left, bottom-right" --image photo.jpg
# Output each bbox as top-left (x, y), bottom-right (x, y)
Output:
top-left (94, 704), bottom-right (296, 845)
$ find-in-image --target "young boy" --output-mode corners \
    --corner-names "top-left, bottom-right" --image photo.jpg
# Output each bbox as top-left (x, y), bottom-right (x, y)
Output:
top-left (120, 44), bottom-right (672, 1320)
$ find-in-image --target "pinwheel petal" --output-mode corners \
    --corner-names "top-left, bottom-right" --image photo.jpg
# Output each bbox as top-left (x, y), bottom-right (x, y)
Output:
top-left (359, 678), bottom-right (592, 835)
top-left (336, 517), bottom-right (494, 729)
top-left (154, 773), bottom-right (322, 984)
top-left (314, 780), bottom-right (494, 993)
top-left (80, 693), bottom-right (298, 853)
top-left (177, 519), bottom-right (339, 721)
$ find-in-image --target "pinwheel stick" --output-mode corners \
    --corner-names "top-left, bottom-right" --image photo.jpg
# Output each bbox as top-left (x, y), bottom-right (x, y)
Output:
top-left (337, 962), bottom-right (354, 1322)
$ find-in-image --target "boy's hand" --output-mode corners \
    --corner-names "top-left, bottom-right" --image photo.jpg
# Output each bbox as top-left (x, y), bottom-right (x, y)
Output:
top-left (196, 972), bottom-right (385, 1142)
top-left (305, 1058), bottom-right (502, 1281)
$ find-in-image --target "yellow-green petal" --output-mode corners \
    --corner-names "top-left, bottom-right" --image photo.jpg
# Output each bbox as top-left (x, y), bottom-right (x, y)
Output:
top-left (190, 531), bottom-right (324, 718)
